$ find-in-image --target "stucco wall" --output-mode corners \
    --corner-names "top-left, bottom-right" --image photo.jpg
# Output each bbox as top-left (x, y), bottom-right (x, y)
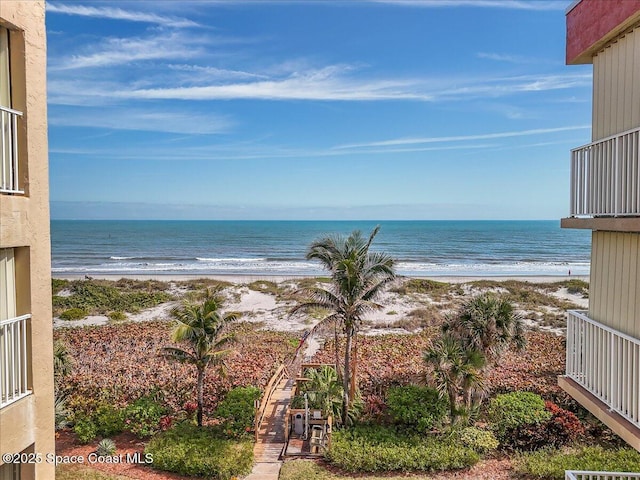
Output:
top-left (567, 0), bottom-right (640, 65)
top-left (0, 2), bottom-right (54, 479)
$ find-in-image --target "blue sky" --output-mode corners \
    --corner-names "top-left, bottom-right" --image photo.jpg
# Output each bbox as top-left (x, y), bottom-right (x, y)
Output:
top-left (46, 0), bottom-right (592, 220)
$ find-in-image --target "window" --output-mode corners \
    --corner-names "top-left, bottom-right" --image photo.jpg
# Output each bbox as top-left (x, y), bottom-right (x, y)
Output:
top-left (0, 461), bottom-right (20, 480)
top-left (0, 25), bottom-right (21, 194)
top-left (0, 248), bottom-right (28, 408)
top-left (0, 248), bottom-right (16, 320)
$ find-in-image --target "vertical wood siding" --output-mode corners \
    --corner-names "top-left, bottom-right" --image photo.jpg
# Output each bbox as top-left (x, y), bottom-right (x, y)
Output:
top-left (590, 231), bottom-right (640, 338)
top-left (593, 27), bottom-right (640, 140)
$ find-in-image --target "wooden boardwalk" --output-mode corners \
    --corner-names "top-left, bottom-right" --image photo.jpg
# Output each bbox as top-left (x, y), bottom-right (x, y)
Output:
top-left (245, 377), bottom-right (294, 480)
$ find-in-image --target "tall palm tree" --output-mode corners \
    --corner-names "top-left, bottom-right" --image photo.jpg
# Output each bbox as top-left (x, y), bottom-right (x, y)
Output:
top-left (292, 226), bottom-right (395, 421)
top-left (423, 334), bottom-right (485, 423)
top-left (162, 288), bottom-right (237, 427)
top-left (443, 293), bottom-right (525, 367)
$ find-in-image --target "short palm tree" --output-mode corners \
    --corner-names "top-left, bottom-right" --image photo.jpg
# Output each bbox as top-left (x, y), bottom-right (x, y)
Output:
top-left (443, 293), bottom-right (525, 367)
top-left (424, 334), bottom-right (485, 423)
top-left (302, 366), bottom-right (345, 425)
top-left (162, 288), bottom-right (237, 427)
top-left (292, 226), bottom-right (395, 421)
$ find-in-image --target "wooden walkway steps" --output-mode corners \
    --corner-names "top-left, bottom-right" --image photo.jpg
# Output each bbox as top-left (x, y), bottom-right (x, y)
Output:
top-left (245, 377), bottom-right (294, 480)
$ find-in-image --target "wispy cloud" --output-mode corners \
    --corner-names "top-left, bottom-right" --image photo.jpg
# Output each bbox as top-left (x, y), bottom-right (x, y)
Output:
top-left (370, 1), bottom-right (566, 10)
top-left (97, 70), bottom-right (590, 103)
top-left (477, 52), bottom-right (537, 64)
top-left (167, 64), bottom-right (269, 82)
top-left (111, 66), bottom-right (431, 101)
top-left (48, 108), bottom-right (234, 135)
top-left (49, 32), bottom-right (206, 71)
top-left (46, 3), bottom-right (200, 28)
top-left (334, 125), bottom-right (591, 150)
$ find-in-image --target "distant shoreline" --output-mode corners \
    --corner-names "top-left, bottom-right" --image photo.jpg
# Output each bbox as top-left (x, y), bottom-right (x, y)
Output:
top-left (53, 273), bottom-right (589, 284)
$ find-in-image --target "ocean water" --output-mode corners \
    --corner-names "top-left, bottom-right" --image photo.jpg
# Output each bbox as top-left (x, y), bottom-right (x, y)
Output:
top-left (50, 220), bottom-right (591, 277)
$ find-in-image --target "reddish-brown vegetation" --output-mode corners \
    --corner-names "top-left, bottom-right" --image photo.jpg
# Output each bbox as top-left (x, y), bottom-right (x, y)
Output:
top-left (54, 321), bottom-right (297, 415)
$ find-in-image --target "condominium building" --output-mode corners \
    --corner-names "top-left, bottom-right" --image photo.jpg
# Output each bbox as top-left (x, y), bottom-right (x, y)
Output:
top-left (560, 0), bottom-right (640, 452)
top-left (0, 2), bottom-right (55, 479)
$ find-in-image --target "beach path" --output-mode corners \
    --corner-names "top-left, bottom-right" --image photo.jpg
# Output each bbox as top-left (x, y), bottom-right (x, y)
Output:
top-left (246, 376), bottom-right (294, 479)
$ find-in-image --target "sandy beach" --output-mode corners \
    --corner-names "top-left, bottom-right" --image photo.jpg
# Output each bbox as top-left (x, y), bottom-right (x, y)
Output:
top-left (52, 274), bottom-right (589, 336)
top-left (54, 273), bottom-right (589, 284)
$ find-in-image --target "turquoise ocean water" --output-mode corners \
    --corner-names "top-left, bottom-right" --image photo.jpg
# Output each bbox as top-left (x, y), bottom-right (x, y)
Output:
top-left (50, 220), bottom-right (591, 277)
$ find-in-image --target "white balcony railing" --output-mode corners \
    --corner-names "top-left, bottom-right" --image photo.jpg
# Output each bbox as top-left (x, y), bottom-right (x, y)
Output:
top-left (566, 472), bottom-right (640, 480)
top-left (565, 310), bottom-right (640, 429)
top-left (570, 126), bottom-right (640, 217)
top-left (0, 314), bottom-right (31, 408)
top-left (0, 104), bottom-right (23, 194)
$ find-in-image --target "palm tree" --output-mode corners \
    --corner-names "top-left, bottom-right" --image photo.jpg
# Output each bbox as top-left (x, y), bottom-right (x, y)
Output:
top-left (292, 226), bottom-right (395, 421)
top-left (423, 334), bottom-right (485, 423)
top-left (302, 366), bottom-right (345, 424)
top-left (53, 340), bottom-right (72, 381)
top-left (443, 293), bottom-right (525, 368)
top-left (162, 288), bottom-right (237, 427)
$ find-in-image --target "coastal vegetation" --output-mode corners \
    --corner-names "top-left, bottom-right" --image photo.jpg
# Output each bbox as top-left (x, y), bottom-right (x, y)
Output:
top-left (162, 288), bottom-right (238, 426)
top-left (52, 273), bottom-right (631, 480)
top-left (292, 226), bottom-right (396, 420)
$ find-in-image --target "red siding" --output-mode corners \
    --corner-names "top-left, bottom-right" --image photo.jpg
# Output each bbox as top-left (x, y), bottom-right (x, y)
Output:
top-left (567, 0), bottom-right (640, 64)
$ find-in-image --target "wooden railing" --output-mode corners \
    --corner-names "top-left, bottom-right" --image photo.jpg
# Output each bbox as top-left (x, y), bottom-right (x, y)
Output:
top-left (254, 364), bottom-right (286, 441)
top-left (565, 310), bottom-right (640, 429)
top-left (570, 126), bottom-right (640, 217)
top-left (0, 105), bottom-right (23, 194)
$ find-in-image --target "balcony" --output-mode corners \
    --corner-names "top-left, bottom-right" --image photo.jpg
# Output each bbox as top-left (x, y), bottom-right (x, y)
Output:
top-left (0, 104), bottom-right (23, 195)
top-left (566, 473), bottom-right (640, 480)
top-left (564, 310), bottom-right (640, 430)
top-left (0, 314), bottom-right (30, 408)
top-left (570, 126), bottom-right (640, 217)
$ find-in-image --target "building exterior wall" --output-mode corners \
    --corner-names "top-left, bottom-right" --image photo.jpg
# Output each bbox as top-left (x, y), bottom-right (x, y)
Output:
top-left (0, 2), bottom-right (54, 479)
top-left (592, 26), bottom-right (640, 140)
top-left (566, 0), bottom-right (640, 65)
top-left (589, 231), bottom-right (640, 338)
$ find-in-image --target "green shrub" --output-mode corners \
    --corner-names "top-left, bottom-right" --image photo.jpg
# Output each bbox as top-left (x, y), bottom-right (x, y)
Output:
top-left (515, 446), bottom-right (640, 479)
top-left (124, 395), bottom-right (167, 438)
top-left (327, 425), bottom-right (479, 473)
top-left (108, 311), bottom-right (127, 321)
top-left (52, 280), bottom-right (173, 316)
top-left (145, 423), bottom-right (253, 479)
top-left (96, 439), bottom-right (117, 457)
top-left (94, 405), bottom-right (125, 437)
top-left (52, 278), bottom-right (69, 294)
top-left (215, 386), bottom-right (261, 438)
top-left (488, 392), bottom-right (551, 447)
top-left (386, 385), bottom-right (448, 432)
top-left (456, 427), bottom-right (499, 454)
top-left (73, 417), bottom-right (98, 444)
top-left (59, 307), bottom-right (88, 321)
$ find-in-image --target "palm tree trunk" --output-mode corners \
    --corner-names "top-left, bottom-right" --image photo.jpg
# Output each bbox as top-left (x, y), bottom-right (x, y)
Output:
top-left (334, 319), bottom-right (342, 379)
top-left (448, 386), bottom-right (458, 424)
top-left (197, 367), bottom-right (205, 427)
top-left (342, 327), bottom-right (353, 423)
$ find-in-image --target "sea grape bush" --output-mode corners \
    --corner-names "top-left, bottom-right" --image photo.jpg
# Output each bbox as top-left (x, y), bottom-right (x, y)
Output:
top-left (214, 386), bottom-right (261, 438)
top-left (386, 385), bottom-right (448, 432)
top-left (544, 400), bottom-right (585, 447)
top-left (327, 425), bottom-right (479, 473)
top-left (145, 423), bottom-right (253, 479)
top-left (456, 427), bottom-right (499, 454)
top-left (123, 394), bottom-right (168, 438)
top-left (488, 392), bottom-right (552, 450)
